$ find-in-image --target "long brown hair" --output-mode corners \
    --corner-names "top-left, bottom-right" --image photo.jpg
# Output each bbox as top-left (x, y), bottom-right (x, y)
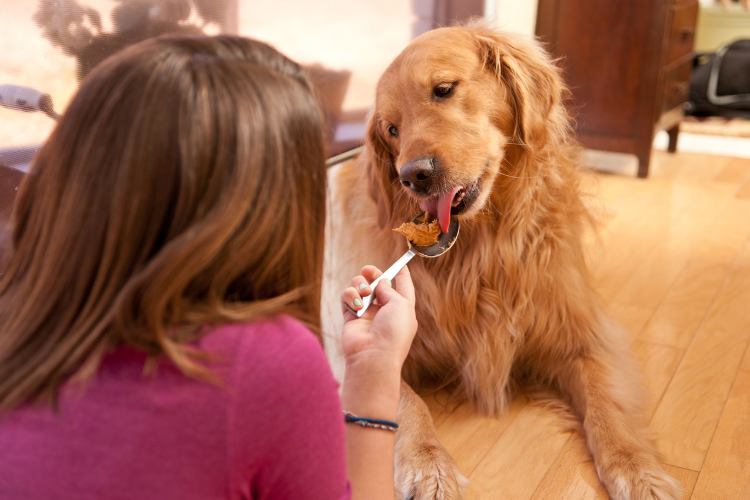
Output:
top-left (0, 35), bottom-right (327, 409)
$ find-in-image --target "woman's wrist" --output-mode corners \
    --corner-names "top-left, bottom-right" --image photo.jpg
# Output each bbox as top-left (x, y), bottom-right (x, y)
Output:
top-left (341, 362), bottom-right (402, 421)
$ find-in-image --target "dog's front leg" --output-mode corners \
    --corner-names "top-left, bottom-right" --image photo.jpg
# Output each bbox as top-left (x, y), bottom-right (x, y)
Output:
top-left (555, 346), bottom-right (682, 500)
top-left (394, 380), bottom-right (468, 500)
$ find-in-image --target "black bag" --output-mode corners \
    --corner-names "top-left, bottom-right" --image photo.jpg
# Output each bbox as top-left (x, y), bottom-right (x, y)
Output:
top-left (686, 39), bottom-right (750, 119)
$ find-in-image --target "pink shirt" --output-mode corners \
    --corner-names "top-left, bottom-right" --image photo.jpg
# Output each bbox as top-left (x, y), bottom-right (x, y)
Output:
top-left (0, 317), bottom-right (351, 500)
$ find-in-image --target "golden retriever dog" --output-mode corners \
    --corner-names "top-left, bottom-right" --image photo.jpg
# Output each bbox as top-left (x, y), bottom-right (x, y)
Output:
top-left (323, 23), bottom-right (682, 500)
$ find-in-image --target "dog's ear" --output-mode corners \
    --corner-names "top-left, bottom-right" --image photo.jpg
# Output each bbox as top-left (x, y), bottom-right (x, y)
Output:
top-left (365, 112), bottom-right (399, 229)
top-left (475, 29), bottom-right (568, 153)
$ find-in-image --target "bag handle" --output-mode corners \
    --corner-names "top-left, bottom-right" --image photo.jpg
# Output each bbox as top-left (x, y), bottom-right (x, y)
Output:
top-left (707, 44), bottom-right (750, 105)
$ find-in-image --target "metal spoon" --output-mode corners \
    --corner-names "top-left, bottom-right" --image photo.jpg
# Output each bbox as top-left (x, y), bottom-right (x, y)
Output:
top-left (353, 211), bottom-right (460, 317)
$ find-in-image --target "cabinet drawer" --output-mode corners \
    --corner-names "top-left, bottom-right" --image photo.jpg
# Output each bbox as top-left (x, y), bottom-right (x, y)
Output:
top-left (666, 1), bottom-right (699, 66)
top-left (661, 60), bottom-right (692, 115)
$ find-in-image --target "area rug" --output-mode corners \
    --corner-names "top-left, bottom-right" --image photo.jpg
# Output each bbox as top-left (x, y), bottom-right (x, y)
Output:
top-left (681, 116), bottom-right (750, 139)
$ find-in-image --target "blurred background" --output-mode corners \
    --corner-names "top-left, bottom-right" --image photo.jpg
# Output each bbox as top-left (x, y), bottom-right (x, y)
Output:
top-left (0, 0), bottom-right (748, 190)
top-left (0, 0), bottom-right (489, 159)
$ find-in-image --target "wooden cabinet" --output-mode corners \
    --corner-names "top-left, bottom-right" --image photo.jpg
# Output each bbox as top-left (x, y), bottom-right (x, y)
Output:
top-left (536, 0), bottom-right (699, 177)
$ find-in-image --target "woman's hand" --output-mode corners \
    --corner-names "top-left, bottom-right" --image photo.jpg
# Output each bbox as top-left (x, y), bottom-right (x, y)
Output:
top-left (339, 265), bottom-right (418, 500)
top-left (339, 265), bottom-right (418, 375)
top-left (339, 265), bottom-right (417, 420)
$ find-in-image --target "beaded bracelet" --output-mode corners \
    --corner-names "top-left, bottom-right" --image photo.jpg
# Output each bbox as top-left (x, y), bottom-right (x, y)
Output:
top-left (343, 411), bottom-right (399, 432)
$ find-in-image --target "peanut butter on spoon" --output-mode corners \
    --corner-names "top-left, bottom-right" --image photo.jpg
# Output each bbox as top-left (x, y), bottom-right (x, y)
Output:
top-left (393, 214), bottom-right (441, 247)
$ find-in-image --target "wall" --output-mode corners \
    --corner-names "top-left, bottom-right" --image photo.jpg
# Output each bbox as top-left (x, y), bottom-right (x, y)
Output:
top-left (695, 4), bottom-right (750, 52)
top-left (492, 0), bottom-right (539, 36)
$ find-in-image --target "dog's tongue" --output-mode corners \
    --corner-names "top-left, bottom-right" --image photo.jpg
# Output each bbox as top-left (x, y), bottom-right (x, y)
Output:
top-left (419, 186), bottom-right (461, 234)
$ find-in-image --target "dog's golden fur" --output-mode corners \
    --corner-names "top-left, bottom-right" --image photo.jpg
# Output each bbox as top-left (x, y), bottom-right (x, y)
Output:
top-left (324, 24), bottom-right (682, 500)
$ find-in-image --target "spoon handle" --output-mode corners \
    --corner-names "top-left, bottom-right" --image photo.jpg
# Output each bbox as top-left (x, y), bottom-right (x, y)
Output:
top-left (356, 249), bottom-right (417, 317)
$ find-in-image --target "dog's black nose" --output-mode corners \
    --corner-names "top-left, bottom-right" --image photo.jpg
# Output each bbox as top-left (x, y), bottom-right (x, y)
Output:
top-left (399, 157), bottom-right (435, 193)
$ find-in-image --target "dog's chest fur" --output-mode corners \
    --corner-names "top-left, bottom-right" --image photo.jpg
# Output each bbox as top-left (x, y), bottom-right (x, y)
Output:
top-left (399, 200), bottom-right (597, 417)
top-left (399, 222), bottom-right (524, 416)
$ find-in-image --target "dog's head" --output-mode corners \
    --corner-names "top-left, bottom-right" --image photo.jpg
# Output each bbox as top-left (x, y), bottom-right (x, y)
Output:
top-left (366, 24), bottom-right (569, 231)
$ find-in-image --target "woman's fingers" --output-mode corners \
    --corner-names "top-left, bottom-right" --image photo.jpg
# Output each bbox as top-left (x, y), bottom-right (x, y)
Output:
top-left (340, 265), bottom-right (412, 319)
top-left (340, 286), bottom-right (365, 315)
top-left (371, 274), bottom-right (402, 307)
top-left (350, 275), bottom-right (372, 297)
top-left (393, 265), bottom-right (415, 305)
top-left (347, 265), bottom-right (414, 312)
top-left (360, 265), bottom-right (383, 283)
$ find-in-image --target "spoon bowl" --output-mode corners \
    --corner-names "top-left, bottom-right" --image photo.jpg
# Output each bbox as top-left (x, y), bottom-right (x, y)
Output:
top-left (408, 211), bottom-right (460, 258)
top-left (351, 211), bottom-right (460, 317)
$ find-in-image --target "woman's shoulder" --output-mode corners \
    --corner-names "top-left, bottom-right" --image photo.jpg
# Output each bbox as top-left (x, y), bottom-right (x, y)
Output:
top-left (202, 315), bottom-right (321, 357)
top-left (200, 316), bottom-right (333, 387)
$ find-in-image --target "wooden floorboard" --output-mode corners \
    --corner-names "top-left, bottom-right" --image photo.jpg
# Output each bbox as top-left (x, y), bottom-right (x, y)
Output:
top-left (464, 404), bottom-right (571, 500)
top-left (691, 346), bottom-right (750, 500)
top-left (638, 198), bottom-right (750, 348)
top-left (736, 171), bottom-right (750, 199)
top-left (662, 465), bottom-right (700, 500)
top-left (650, 241), bottom-right (750, 471)
top-left (425, 151), bottom-right (750, 499)
top-left (528, 436), bottom-right (609, 500)
top-left (632, 341), bottom-right (685, 419)
top-left (606, 302), bottom-right (653, 338)
top-left (435, 398), bottom-right (527, 478)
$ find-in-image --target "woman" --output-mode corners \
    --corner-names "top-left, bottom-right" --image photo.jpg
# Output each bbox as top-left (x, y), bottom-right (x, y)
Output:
top-left (0, 35), bottom-right (415, 499)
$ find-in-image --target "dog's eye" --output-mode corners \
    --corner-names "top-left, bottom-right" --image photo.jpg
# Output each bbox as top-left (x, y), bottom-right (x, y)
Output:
top-left (387, 125), bottom-right (399, 137)
top-left (433, 82), bottom-right (455, 99)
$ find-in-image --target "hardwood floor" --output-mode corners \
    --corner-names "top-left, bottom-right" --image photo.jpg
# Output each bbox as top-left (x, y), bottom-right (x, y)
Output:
top-left (421, 150), bottom-right (750, 499)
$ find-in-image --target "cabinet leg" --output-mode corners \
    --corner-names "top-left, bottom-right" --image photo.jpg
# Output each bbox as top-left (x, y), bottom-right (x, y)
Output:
top-left (667, 124), bottom-right (680, 153)
top-left (636, 143), bottom-right (652, 178)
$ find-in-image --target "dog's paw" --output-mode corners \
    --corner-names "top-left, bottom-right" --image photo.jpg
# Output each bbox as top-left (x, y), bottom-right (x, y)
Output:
top-left (395, 440), bottom-right (469, 500)
top-left (596, 450), bottom-right (683, 500)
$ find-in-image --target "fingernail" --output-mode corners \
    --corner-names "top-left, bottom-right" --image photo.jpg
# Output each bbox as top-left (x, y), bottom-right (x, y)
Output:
top-left (353, 299), bottom-right (362, 307)
top-left (358, 283), bottom-right (367, 290)
top-left (385, 279), bottom-right (392, 287)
